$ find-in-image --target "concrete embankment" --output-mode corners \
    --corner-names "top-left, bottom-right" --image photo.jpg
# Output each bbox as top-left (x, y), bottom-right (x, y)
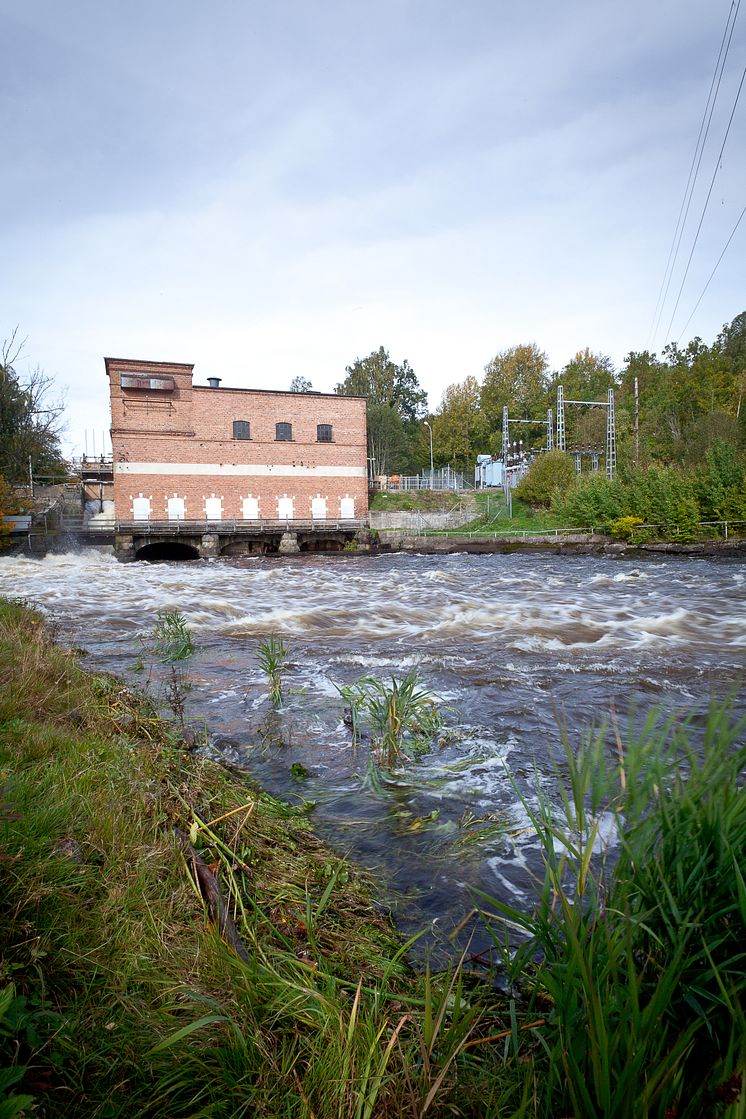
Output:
top-left (375, 532), bottom-right (746, 557)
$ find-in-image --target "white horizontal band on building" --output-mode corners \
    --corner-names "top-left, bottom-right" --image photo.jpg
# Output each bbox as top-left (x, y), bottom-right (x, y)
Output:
top-left (115, 462), bottom-right (367, 478)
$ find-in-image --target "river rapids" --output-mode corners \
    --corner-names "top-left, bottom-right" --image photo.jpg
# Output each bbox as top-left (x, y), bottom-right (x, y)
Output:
top-left (2, 548), bottom-right (744, 960)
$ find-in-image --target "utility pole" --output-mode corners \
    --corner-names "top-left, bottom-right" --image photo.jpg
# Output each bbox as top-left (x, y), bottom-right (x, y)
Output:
top-left (424, 421), bottom-right (434, 490)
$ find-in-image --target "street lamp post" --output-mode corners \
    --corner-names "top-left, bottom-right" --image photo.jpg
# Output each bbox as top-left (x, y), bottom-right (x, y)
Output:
top-left (424, 421), bottom-right (434, 490)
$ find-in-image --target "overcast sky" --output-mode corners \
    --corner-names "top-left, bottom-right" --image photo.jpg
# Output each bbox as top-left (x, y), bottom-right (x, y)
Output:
top-left (2, 0), bottom-right (745, 458)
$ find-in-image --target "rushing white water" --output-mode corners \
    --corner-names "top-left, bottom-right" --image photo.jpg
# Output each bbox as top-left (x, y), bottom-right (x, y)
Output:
top-left (2, 547), bottom-right (744, 958)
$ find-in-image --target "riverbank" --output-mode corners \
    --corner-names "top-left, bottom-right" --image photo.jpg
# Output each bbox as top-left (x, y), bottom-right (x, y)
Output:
top-left (1, 595), bottom-right (744, 1117)
top-left (0, 597), bottom-right (520, 1118)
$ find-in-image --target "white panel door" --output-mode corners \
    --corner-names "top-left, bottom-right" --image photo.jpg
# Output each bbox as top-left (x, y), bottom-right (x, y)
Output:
top-left (311, 497), bottom-right (327, 520)
top-left (242, 496), bottom-right (259, 519)
top-left (167, 496), bottom-right (185, 521)
top-left (205, 497), bottom-right (222, 520)
top-left (132, 496), bottom-right (151, 521)
top-left (340, 497), bottom-right (355, 519)
top-left (278, 497), bottom-right (294, 519)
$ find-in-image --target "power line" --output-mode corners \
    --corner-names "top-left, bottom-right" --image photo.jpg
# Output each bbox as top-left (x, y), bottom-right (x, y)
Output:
top-left (647, 0), bottom-right (740, 349)
top-left (675, 199), bottom-right (746, 342)
top-left (664, 61), bottom-right (746, 344)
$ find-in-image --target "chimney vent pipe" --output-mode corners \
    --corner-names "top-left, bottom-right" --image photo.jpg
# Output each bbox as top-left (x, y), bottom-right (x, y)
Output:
top-left (207, 377), bottom-right (222, 388)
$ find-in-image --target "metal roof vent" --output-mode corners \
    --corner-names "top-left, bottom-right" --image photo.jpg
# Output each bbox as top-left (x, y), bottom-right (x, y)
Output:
top-left (207, 377), bottom-right (222, 388)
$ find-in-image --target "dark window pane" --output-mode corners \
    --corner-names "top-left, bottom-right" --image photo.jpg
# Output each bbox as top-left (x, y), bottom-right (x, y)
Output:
top-left (317, 424), bottom-right (333, 442)
top-left (275, 422), bottom-right (292, 441)
top-left (233, 420), bottom-right (251, 440)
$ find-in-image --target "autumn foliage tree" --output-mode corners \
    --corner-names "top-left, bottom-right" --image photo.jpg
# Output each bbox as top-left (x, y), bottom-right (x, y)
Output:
top-left (480, 343), bottom-right (550, 434)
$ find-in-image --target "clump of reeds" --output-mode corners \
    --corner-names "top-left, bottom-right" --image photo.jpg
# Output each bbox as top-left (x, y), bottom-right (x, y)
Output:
top-left (256, 634), bottom-right (288, 708)
top-left (480, 703), bottom-right (746, 1118)
top-left (338, 669), bottom-right (445, 768)
top-left (149, 608), bottom-right (196, 662)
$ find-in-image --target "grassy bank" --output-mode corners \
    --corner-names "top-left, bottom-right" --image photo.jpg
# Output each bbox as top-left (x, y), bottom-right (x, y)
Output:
top-left (0, 600), bottom-right (516, 1117)
top-left (1, 599), bottom-right (744, 1117)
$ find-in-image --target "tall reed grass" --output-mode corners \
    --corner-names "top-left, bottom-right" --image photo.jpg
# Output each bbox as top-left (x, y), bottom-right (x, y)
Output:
top-left (479, 704), bottom-right (746, 1118)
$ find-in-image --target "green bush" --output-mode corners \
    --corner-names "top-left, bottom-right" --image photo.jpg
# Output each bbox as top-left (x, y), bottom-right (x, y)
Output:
top-left (552, 473), bottom-right (626, 528)
top-left (696, 441), bottom-right (746, 524)
top-left (514, 450), bottom-right (576, 507)
top-left (608, 514), bottom-right (643, 539)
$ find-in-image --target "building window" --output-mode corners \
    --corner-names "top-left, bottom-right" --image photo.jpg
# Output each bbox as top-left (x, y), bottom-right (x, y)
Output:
top-left (167, 495), bottom-right (186, 521)
top-left (233, 420), bottom-right (251, 440)
top-left (241, 495), bottom-right (259, 520)
top-left (275, 422), bottom-right (292, 441)
top-left (316, 423), bottom-right (333, 442)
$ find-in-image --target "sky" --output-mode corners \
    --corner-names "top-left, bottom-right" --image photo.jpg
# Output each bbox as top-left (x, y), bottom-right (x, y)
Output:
top-left (2, 0), bottom-right (745, 459)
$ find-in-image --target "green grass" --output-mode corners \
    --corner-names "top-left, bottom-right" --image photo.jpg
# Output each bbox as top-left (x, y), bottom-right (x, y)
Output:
top-left (454, 492), bottom-right (565, 534)
top-left (0, 599), bottom-right (518, 1118)
top-left (479, 706), bottom-right (746, 1118)
top-left (369, 491), bottom-right (462, 513)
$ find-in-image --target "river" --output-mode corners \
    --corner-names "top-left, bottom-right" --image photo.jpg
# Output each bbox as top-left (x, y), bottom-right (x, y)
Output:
top-left (2, 548), bottom-right (744, 960)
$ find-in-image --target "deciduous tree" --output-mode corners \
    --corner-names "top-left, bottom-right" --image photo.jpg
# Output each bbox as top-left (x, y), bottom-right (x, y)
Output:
top-left (336, 347), bottom-right (427, 474)
top-left (289, 375), bottom-right (313, 392)
top-left (0, 329), bottom-right (66, 483)
top-left (336, 346), bottom-right (427, 423)
top-left (431, 376), bottom-right (489, 472)
top-left (480, 343), bottom-right (550, 435)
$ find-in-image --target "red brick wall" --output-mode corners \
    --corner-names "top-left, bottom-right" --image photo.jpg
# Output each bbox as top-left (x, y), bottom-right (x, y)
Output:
top-left (106, 358), bottom-right (368, 522)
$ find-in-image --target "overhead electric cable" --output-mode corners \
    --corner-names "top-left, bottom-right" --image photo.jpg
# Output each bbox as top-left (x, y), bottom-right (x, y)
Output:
top-left (675, 200), bottom-right (746, 342)
top-left (664, 61), bottom-right (746, 344)
top-left (647, 0), bottom-right (740, 349)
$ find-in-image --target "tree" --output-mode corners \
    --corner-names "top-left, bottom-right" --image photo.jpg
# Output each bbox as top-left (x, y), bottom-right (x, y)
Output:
top-left (0, 475), bottom-right (15, 548)
top-left (480, 343), bottom-right (550, 437)
top-left (335, 346), bottom-right (427, 425)
top-left (431, 376), bottom-right (490, 472)
top-left (289, 375), bottom-right (313, 392)
top-left (366, 403), bottom-right (413, 477)
top-left (0, 329), bottom-right (66, 483)
top-left (336, 347), bottom-right (428, 474)
top-left (618, 315), bottom-right (746, 466)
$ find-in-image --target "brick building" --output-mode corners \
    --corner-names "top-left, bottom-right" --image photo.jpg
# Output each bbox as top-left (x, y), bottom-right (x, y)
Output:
top-left (106, 358), bottom-right (368, 526)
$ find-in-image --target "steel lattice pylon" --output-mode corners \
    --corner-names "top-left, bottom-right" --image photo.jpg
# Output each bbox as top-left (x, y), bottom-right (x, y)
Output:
top-left (502, 405), bottom-right (509, 465)
top-left (606, 388), bottom-right (617, 479)
top-left (556, 386), bottom-right (566, 451)
top-left (547, 408), bottom-right (553, 451)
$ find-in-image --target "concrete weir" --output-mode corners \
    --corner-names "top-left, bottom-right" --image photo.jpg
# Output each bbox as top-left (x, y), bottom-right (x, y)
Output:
top-left (113, 519), bottom-right (369, 561)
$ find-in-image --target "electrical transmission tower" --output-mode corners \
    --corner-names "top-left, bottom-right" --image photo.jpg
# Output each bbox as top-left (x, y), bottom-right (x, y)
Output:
top-left (556, 386), bottom-right (566, 451)
top-left (555, 386), bottom-right (617, 480)
top-left (606, 388), bottom-right (616, 479)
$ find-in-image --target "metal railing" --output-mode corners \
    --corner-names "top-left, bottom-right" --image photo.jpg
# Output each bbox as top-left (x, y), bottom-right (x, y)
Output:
top-left (628, 519), bottom-right (746, 542)
top-left (109, 518), bottom-right (367, 535)
top-left (373, 467), bottom-right (466, 492)
top-left (384, 526), bottom-right (599, 539)
top-left (379, 519), bottom-right (746, 542)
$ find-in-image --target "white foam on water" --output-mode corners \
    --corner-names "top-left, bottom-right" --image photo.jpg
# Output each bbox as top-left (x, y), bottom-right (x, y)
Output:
top-left (552, 811), bottom-right (619, 856)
